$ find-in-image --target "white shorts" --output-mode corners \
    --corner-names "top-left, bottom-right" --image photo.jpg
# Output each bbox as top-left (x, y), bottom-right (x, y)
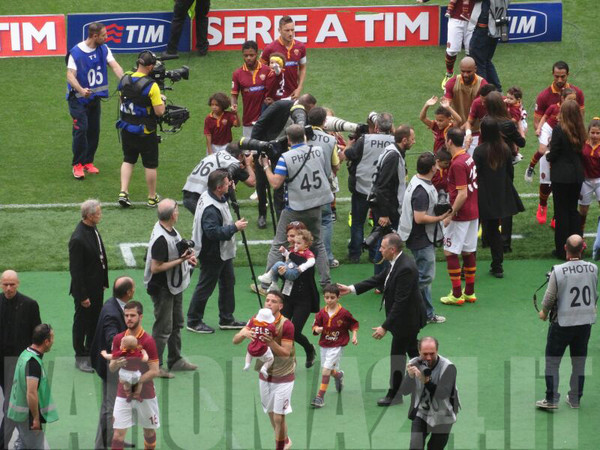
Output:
top-left (113, 396), bottom-right (160, 430)
top-left (579, 178), bottom-right (600, 206)
top-left (119, 369), bottom-right (142, 385)
top-left (466, 134), bottom-right (479, 156)
top-left (443, 219), bottom-right (479, 254)
top-left (446, 18), bottom-right (475, 55)
top-left (242, 125), bottom-right (253, 138)
top-left (538, 122), bottom-right (553, 147)
top-left (259, 380), bottom-right (294, 415)
top-left (539, 153), bottom-right (551, 185)
top-left (320, 346), bottom-right (344, 370)
top-left (211, 143), bottom-right (229, 154)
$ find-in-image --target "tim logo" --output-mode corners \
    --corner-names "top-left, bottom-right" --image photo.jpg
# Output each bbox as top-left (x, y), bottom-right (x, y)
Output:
top-left (84, 18), bottom-right (169, 51)
top-left (507, 8), bottom-right (547, 41)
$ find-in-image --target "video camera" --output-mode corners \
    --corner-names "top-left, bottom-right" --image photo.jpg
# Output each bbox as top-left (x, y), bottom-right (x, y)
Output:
top-left (149, 54), bottom-right (190, 134)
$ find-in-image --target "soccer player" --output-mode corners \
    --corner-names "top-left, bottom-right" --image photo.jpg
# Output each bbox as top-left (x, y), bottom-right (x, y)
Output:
top-left (419, 96), bottom-right (462, 153)
top-left (441, 0), bottom-right (477, 89)
top-left (444, 57), bottom-right (488, 129)
top-left (260, 16), bottom-right (307, 100)
top-left (440, 128), bottom-right (478, 305)
top-left (310, 284), bottom-right (359, 408)
top-left (231, 40), bottom-right (272, 138)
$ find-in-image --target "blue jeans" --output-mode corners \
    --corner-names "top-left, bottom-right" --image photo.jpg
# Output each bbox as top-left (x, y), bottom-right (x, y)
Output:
top-left (270, 260), bottom-right (300, 284)
top-left (470, 26), bottom-right (502, 91)
top-left (410, 246), bottom-right (436, 320)
top-left (68, 94), bottom-right (101, 166)
top-left (348, 192), bottom-right (374, 260)
top-left (321, 204), bottom-right (334, 263)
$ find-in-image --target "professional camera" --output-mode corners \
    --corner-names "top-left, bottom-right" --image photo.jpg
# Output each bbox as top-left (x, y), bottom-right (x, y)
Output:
top-left (149, 54), bottom-right (190, 91)
top-left (434, 190), bottom-right (452, 216)
top-left (410, 359), bottom-right (432, 377)
top-left (176, 239), bottom-right (195, 257)
top-left (239, 137), bottom-right (288, 161)
top-left (158, 104), bottom-right (190, 134)
top-left (324, 116), bottom-right (370, 141)
top-left (363, 225), bottom-right (393, 250)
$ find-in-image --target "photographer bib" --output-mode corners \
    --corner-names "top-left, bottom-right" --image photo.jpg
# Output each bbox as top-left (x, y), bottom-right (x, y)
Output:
top-left (355, 134), bottom-right (395, 195)
top-left (282, 144), bottom-right (334, 211)
top-left (192, 191), bottom-right (236, 261)
top-left (399, 175), bottom-right (441, 245)
top-left (143, 222), bottom-right (191, 295)
top-left (554, 260), bottom-right (598, 327)
top-left (183, 152), bottom-right (240, 195)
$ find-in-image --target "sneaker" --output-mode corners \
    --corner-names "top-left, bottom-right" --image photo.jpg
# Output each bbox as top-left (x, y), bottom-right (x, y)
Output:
top-left (257, 272), bottom-right (272, 284)
top-left (73, 164), bottom-right (85, 179)
top-left (170, 359), bottom-right (198, 371)
top-left (268, 282), bottom-right (279, 292)
top-left (536, 204), bottom-right (547, 224)
top-left (250, 191), bottom-right (258, 201)
top-left (334, 371), bottom-right (344, 393)
top-left (565, 398), bottom-right (580, 409)
top-left (441, 73), bottom-right (453, 90)
top-left (187, 322), bottom-right (215, 334)
top-left (219, 320), bottom-right (246, 330)
top-left (250, 283), bottom-right (268, 296)
top-left (158, 368), bottom-right (175, 379)
top-left (161, 49), bottom-right (178, 58)
top-left (118, 191), bottom-right (132, 208)
top-left (427, 315), bottom-right (446, 324)
top-left (331, 210), bottom-right (337, 222)
top-left (550, 217), bottom-right (556, 229)
top-left (329, 259), bottom-right (340, 268)
top-left (536, 399), bottom-right (558, 410)
top-left (83, 163), bottom-right (100, 174)
top-left (462, 292), bottom-right (477, 303)
top-left (347, 213), bottom-right (352, 227)
top-left (283, 436), bottom-right (292, 450)
top-left (440, 292), bottom-right (465, 305)
top-left (147, 194), bottom-right (161, 208)
top-left (311, 396), bottom-right (325, 408)
top-left (524, 166), bottom-right (534, 183)
top-left (512, 153), bottom-right (523, 165)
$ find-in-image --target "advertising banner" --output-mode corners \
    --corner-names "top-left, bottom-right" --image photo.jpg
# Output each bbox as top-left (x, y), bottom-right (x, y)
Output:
top-left (0, 15), bottom-right (66, 58)
top-left (439, 1), bottom-right (562, 45)
top-left (202, 5), bottom-right (440, 51)
top-left (67, 12), bottom-right (191, 54)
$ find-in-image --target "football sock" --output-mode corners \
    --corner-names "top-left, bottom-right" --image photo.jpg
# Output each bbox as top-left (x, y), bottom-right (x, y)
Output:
top-left (529, 151), bottom-right (543, 169)
top-left (539, 184), bottom-right (552, 206)
top-left (276, 439), bottom-right (286, 450)
top-left (446, 254), bottom-right (462, 298)
top-left (111, 439), bottom-right (124, 450)
top-left (331, 369), bottom-right (342, 379)
top-left (318, 374), bottom-right (331, 398)
top-left (463, 253), bottom-right (477, 295)
top-left (445, 54), bottom-right (457, 75)
top-left (144, 434), bottom-right (157, 450)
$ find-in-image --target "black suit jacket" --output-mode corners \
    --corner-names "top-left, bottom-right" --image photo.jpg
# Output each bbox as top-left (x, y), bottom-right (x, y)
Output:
top-left (90, 297), bottom-right (126, 381)
top-left (0, 292), bottom-right (42, 358)
top-left (68, 221), bottom-right (109, 302)
top-left (354, 252), bottom-right (426, 336)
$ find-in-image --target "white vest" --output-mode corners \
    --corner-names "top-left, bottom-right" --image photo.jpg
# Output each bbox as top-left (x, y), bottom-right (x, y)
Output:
top-left (143, 222), bottom-right (191, 295)
top-left (192, 191), bottom-right (236, 261)
top-left (554, 260), bottom-right (598, 327)
top-left (307, 128), bottom-right (335, 179)
top-left (399, 175), bottom-right (441, 245)
top-left (355, 134), bottom-right (395, 195)
top-left (183, 152), bottom-right (240, 195)
top-left (371, 143), bottom-right (406, 217)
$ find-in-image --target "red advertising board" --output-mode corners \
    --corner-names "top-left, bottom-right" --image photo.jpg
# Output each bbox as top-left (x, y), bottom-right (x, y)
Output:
top-left (202, 5), bottom-right (439, 51)
top-left (0, 15), bottom-right (66, 58)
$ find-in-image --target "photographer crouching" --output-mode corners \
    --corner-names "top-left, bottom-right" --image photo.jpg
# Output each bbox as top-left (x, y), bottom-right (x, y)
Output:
top-left (117, 51), bottom-right (165, 208)
top-left (144, 199), bottom-right (198, 378)
top-left (400, 336), bottom-right (460, 450)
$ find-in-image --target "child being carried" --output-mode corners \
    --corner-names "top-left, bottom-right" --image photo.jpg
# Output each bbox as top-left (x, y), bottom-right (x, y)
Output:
top-left (101, 335), bottom-right (148, 402)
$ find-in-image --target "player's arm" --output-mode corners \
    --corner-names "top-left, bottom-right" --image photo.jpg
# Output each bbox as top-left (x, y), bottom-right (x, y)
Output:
top-left (138, 360), bottom-right (159, 385)
top-left (442, 98), bottom-right (463, 126)
top-left (292, 62), bottom-right (307, 100)
top-left (536, 114), bottom-right (547, 136)
top-left (419, 96), bottom-right (436, 128)
top-left (204, 116), bottom-right (213, 154)
top-left (231, 74), bottom-right (240, 112)
top-left (449, 187), bottom-right (468, 217)
top-left (269, 337), bottom-right (293, 358)
top-left (232, 110), bottom-right (240, 127)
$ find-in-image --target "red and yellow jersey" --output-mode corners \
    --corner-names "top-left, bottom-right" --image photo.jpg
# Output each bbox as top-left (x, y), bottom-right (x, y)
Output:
top-left (534, 83), bottom-right (584, 119)
top-left (430, 122), bottom-right (453, 153)
top-left (204, 110), bottom-right (238, 145)
top-left (448, 0), bottom-right (476, 20)
top-left (583, 141), bottom-right (600, 179)
top-left (261, 38), bottom-right (307, 98)
top-left (231, 63), bottom-right (271, 126)
top-left (448, 150), bottom-right (478, 221)
top-left (312, 304), bottom-right (359, 348)
top-left (432, 168), bottom-right (449, 192)
top-left (543, 103), bottom-right (560, 129)
top-left (112, 328), bottom-right (158, 399)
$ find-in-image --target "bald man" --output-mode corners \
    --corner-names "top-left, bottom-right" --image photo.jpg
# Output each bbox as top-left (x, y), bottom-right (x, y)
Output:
top-left (0, 270), bottom-right (42, 448)
top-left (443, 57), bottom-right (488, 126)
top-left (537, 235), bottom-right (598, 410)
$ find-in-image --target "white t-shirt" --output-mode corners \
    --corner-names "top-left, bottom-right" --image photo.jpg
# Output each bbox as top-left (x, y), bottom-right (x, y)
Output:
top-left (67, 42), bottom-right (115, 70)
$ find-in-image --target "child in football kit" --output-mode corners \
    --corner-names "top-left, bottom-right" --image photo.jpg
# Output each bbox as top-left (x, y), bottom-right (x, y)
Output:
top-left (505, 86), bottom-right (528, 138)
top-left (445, 0), bottom-right (471, 20)
top-left (243, 308), bottom-right (277, 377)
top-left (204, 92), bottom-right (240, 155)
top-left (578, 118), bottom-right (600, 234)
top-left (101, 334), bottom-right (148, 401)
top-left (310, 284), bottom-right (359, 408)
top-left (258, 229), bottom-right (315, 291)
top-left (419, 96), bottom-right (463, 154)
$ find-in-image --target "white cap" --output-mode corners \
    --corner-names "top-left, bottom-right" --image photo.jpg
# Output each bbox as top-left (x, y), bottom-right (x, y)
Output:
top-left (256, 308), bottom-right (275, 324)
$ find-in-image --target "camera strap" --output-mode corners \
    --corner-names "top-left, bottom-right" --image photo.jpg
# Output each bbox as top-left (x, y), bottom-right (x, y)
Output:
top-left (532, 278), bottom-right (549, 312)
top-left (287, 147), bottom-right (313, 184)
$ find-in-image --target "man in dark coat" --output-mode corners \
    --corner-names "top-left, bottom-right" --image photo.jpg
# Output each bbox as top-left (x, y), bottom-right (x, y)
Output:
top-left (69, 199), bottom-right (109, 373)
top-left (338, 233), bottom-right (427, 406)
top-left (90, 276), bottom-right (135, 449)
top-left (0, 270), bottom-right (42, 449)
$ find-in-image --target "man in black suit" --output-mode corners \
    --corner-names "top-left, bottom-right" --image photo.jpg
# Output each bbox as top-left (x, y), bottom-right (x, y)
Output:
top-left (339, 233), bottom-right (426, 406)
top-left (0, 270), bottom-right (42, 449)
top-left (90, 276), bottom-right (135, 450)
top-left (69, 199), bottom-right (109, 373)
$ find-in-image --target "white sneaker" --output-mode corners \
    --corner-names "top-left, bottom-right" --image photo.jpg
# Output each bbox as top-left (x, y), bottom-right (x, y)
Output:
top-left (524, 167), bottom-right (534, 183)
top-left (427, 315), bottom-right (446, 324)
top-left (250, 191), bottom-right (258, 200)
top-left (512, 153), bottom-right (523, 165)
top-left (258, 272), bottom-right (272, 284)
top-left (268, 282), bottom-right (279, 292)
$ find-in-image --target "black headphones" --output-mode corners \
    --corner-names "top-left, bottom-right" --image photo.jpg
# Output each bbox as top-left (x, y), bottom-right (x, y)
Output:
top-left (137, 50), bottom-right (157, 67)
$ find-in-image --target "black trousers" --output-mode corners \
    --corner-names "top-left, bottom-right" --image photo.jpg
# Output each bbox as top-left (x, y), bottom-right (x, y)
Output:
top-left (481, 218), bottom-right (504, 272)
top-left (281, 297), bottom-right (313, 357)
top-left (255, 163), bottom-right (284, 220)
top-left (73, 293), bottom-right (103, 357)
top-left (470, 26), bottom-right (502, 91)
top-left (187, 258), bottom-right (235, 326)
top-left (409, 417), bottom-right (452, 450)
top-left (182, 190), bottom-right (200, 215)
top-left (552, 182), bottom-right (582, 259)
top-left (167, 0), bottom-right (210, 53)
top-left (389, 333), bottom-right (419, 397)
top-left (95, 374), bottom-right (118, 449)
top-left (0, 357), bottom-right (18, 449)
top-left (545, 322), bottom-right (591, 404)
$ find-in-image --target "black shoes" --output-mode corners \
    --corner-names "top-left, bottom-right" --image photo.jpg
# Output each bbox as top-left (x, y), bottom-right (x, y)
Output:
top-left (489, 268), bottom-right (504, 278)
top-left (219, 320), bottom-right (246, 330)
top-left (187, 322), bottom-right (215, 334)
top-left (257, 215), bottom-right (267, 229)
top-left (377, 393), bottom-right (403, 407)
top-left (305, 345), bottom-right (316, 368)
top-left (75, 358), bottom-right (94, 373)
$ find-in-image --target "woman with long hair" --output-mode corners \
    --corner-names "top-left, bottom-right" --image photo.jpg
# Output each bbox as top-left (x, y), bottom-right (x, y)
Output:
top-left (473, 117), bottom-right (524, 277)
top-left (547, 99), bottom-right (586, 259)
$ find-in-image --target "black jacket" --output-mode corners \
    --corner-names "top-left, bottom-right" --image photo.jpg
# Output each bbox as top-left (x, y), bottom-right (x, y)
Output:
top-left (371, 145), bottom-right (405, 223)
top-left (547, 125), bottom-right (585, 184)
top-left (251, 100), bottom-right (294, 142)
top-left (354, 252), bottom-right (426, 336)
top-left (90, 297), bottom-right (127, 381)
top-left (200, 192), bottom-right (237, 262)
top-left (498, 119), bottom-right (526, 152)
top-left (0, 292), bottom-right (41, 358)
top-left (473, 143), bottom-right (524, 220)
top-left (68, 221), bottom-right (109, 302)
top-left (285, 252), bottom-right (320, 313)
